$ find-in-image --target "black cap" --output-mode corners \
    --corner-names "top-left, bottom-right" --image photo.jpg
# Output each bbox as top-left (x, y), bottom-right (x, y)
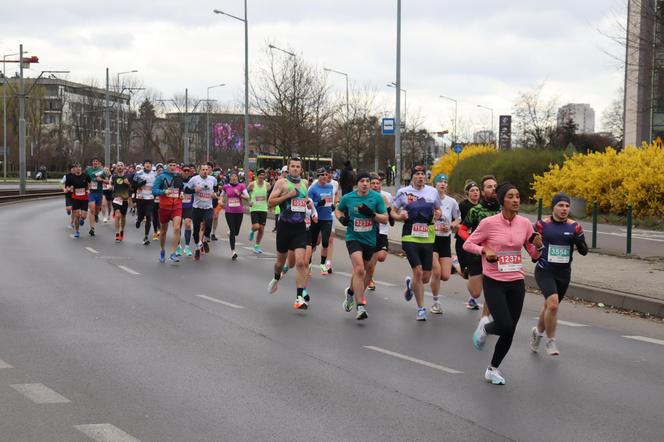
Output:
top-left (356, 171), bottom-right (371, 183)
top-left (411, 165), bottom-right (426, 176)
top-left (496, 182), bottom-right (517, 206)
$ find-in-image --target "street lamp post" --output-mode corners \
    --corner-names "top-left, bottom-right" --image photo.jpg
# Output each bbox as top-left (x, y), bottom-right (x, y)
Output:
top-left (477, 104), bottom-right (495, 146)
top-left (388, 82), bottom-right (406, 174)
top-left (116, 70), bottom-right (138, 163)
top-left (214, 2), bottom-right (250, 171)
top-left (395, 0), bottom-right (402, 187)
top-left (206, 83), bottom-right (225, 163)
top-left (440, 95), bottom-right (458, 143)
top-left (3, 51), bottom-right (26, 182)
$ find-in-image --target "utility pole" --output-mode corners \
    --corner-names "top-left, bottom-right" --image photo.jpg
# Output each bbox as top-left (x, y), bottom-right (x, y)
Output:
top-left (395, 0), bottom-right (402, 187)
top-left (104, 67), bottom-right (110, 166)
top-left (184, 88), bottom-right (189, 163)
top-left (18, 45), bottom-right (26, 195)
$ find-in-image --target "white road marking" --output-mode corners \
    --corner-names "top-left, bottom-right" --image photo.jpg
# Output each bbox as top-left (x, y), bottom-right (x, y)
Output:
top-left (334, 271), bottom-right (397, 287)
top-left (240, 246), bottom-right (275, 257)
top-left (85, 247), bottom-right (99, 254)
top-left (363, 346), bottom-right (463, 374)
top-left (0, 359), bottom-right (13, 369)
top-left (10, 383), bottom-right (71, 404)
top-left (74, 423), bottom-right (141, 442)
top-left (117, 265), bottom-right (140, 275)
top-left (196, 294), bottom-right (244, 309)
top-left (531, 317), bottom-right (589, 327)
top-left (623, 335), bottom-right (664, 346)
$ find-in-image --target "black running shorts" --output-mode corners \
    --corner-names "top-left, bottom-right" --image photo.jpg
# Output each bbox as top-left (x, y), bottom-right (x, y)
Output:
top-left (402, 241), bottom-right (434, 272)
top-left (534, 266), bottom-right (571, 300)
top-left (375, 233), bottom-right (389, 253)
top-left (433, 235), bottom-right (452, 258)
top-left (276, 220), bottom-right (308, 253)
top-left (347, 240), bottom-right (375, 262)
top-left (250, 211), bottom-right (267, 225)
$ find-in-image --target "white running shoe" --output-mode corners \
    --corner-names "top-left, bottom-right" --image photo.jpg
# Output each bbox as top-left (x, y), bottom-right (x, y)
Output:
top-left (473, 316), bottom-right (490, 351)
top-left (529, 326), bottom-right (543, 353)
top-left (429, 302), bottom-right (443, 315)
top-left (546, 338), bottom-right (560, 356)
top-left (267, 278), bottom-right (279, 294)
top-left (484, 366), bottom-right (506, 385)
top-left (356, 304), bottom-right (368, 320)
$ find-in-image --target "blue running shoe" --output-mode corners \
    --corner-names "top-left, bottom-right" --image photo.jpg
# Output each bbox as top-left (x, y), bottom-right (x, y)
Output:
top-left (248, 230), bottom-right (255, 241)
top-left (466, 297), bottom-right (480, 310)
top-left (73, 231), bottom-right (80, 238)
top-left (79, 219), bottom-right (85, 226)
top-left (404, 276), bottom-right (413, 302)
top-left (159, 250), bottom-right (166, 263)
top-left (416, 307), bottom-right (427, 321)
top-left (170, 252), bottom-right (180, 263)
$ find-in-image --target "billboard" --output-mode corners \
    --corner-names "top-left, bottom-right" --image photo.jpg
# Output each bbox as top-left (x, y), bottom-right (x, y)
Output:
top-left (499, 115), bottom-right (512, 150)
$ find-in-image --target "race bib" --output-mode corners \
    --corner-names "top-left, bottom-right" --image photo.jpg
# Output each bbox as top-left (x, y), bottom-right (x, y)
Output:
top-left (322, 193), bottom-right (333, 207)
top-left (165, 188), bottom-right (179, 198)
top-left (291, 198), bottom-right (307, 213)
top-left (88, 182), bottom-right (97, 190)
top-left (497, 251), bottom-right (523, 272)
top-left (434, 221), bottom-right (450, 237)
top-left (255, 195), bottom-right (266, 202)
top-left (103, 184), bottom-right (111, 190)
top-left (112, 197), bottom-right (124, 205)
top-left (75, 188), bottom-right (86, 196)
top-left (228, 197), bottom-right (241, 207)
top-left (353, 218), bottom-right (373, 232)
top-left (199, 191), bottom-right (212, 201)
top-left (412, 223), bottom-right (429, 238)
top-left (548, 244), bottom-right (571, 264)
top-left (182, 194), bottom-right (192, 204)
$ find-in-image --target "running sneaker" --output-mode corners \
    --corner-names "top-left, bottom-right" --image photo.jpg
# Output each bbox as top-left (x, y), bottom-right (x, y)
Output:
top-left (120, 232), bottom-right (124, 241)
top-left (184, 246), bottom-right (192, 257)
top-left (293, 296), bottom-right (308, 310)
top-left (416, 307), bottom-right (428, 321)
top-left (403, 276), bottom-right (413, 302)
top-left (89, 228), bottom-right (95, 237)
top-left (231, 251), bottom-right (238, 261)
top-left (268, 278), bottom-right (279, 294)
top-left (466, 297), bottom-right (480, 310)
top-left (303, 289), bottom-right (310, 303)
top-left (211, 234), bottom-right (218, 241)
top-left (135, 219), bottom-right (142, 229)
top-left (367, 279), bottom-right (376, 291)
top-left (254, 244), bottom-right (262, 254)
top-left (529, 327), bottom-right (543, 353)
top-left (430, 302), bottom-right (443, 315)
top-left (319, 263), bottom-right (328, 275)
top-left (472, 318), bottom-right (489, 351)
top-left (194, 247), bottom-right (201, 261)
top-left (484, 367), bottom-right (506, 385)
top-left (79, 219), bottom-right (85, 226)
top-left (143, 236), bottom-right (150, 246)
top-left (68, 223), bottom-right (74, 229)
top-left (73, 231), bottom-right (80, 238)
top-left (343, 288), bottom-right (354, 312)
top-left (356, 304), bottom-right (368, 320)
top-left (169, 252), bottom-right (180, 263)
top-left (281, 264), bottom-right (289, 278)
top-left (103, 217), bottom-right (108, 223)
top-left (95, 215), bottom-right (99, 223)
top-left (326, 260), bottom-right (333, 274)
top-left (159, 250), bottom-right (166, 263)
top-left (248, 230), bottom-right (255, 241)
top-left (203, 241), bottom-right (210, 254)
top-left (152, 232), bottom-right (159, 241)
top-left (115, 233), bottom-right (121, 242)
top-left (176, 245), bottom-right (182, 256)
top-left (546, 339), bottom-right (560, 356)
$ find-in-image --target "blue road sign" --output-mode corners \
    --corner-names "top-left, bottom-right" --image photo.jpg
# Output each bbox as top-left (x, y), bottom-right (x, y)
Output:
top-left (453, 144), bottom-right (463, 154)
top-left (381, 118), bottom-right (395, 136)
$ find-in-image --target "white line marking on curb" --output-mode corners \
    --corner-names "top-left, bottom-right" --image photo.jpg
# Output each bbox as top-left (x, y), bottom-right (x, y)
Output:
top-left (74, 423), bottom-right (141, 442)
top-left (10, 383), bottom-right (71, 404)
top-left (363, 346), bottom-right (463, 374)
top-left (335, 271), bottom-right (397, 287)
top-left (85, 247), bottom-right (99, 254)
top-left (531, 317), bottom-right (588, 327)
top-left (117, 265), bottom-right (140, 275)
top-left (196, 295), bottom-right (244, 309)
top-left (0, 359), bottom-right (13, 369)
top-left (623, 335), bottom-right (664, 346)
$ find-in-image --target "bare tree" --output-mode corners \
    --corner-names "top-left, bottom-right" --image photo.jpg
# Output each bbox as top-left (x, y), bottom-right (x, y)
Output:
top-left (603, 88), bottom-right (625, 146)
top-left (513, 82), bottom-right (559, 148)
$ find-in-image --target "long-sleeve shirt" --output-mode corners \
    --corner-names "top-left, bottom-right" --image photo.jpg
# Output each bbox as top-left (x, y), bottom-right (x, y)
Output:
top-left (464, 213), bottom-right (541, 282)
top-left (534, 216), bottom-right (588, 273)
top-left (152, 171), bottom-right (184, 210)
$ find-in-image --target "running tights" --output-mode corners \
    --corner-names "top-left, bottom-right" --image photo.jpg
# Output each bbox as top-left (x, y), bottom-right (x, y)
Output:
top-left (136, 200), bottom-right (154, 236)
top-left (482, 276), bottom-right (526, 368)
top-left (152, 202), bottom-right (160, 232)
top-left (225, 212), bottom-right (243, 250)
top-left (193, 208), bottom-right (214, 244)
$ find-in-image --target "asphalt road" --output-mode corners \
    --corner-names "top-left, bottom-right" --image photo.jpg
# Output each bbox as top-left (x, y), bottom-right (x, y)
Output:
top-left (1, 199), bottom-right (663, 441)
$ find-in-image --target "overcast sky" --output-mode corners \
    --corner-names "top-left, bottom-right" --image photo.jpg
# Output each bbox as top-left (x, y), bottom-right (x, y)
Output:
top-left (4, 0), bottom-right (627, 133)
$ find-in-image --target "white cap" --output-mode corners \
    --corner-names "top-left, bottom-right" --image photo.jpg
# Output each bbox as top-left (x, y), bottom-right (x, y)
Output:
top-left (281, 166), bottom-right (288, 172)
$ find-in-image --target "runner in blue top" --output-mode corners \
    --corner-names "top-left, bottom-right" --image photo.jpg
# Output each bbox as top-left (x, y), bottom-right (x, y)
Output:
top-left (308, 168), bottom-right (335, 275)
top-left (530, 192), bottom-right (588, 356)
top-left (335, 171), bottom-right (387, 320)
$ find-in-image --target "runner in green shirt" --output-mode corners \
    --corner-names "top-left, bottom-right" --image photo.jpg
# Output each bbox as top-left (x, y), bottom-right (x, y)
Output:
top-left (248, 169), bottom-right (271, 254)
top-left (84, 157), bottom-right (108, 236)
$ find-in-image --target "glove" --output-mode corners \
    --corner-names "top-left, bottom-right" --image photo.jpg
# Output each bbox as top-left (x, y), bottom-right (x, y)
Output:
top-left (316, 199), bottom-right (326, 208)
top-left (331, 204), bottom-right (336, 211)
top-left (387, 206), bottom-right (395, 226)
top-left (357, 204), bottom-right (375, 218)
top-left (338, 215), bottom-right (349, 227)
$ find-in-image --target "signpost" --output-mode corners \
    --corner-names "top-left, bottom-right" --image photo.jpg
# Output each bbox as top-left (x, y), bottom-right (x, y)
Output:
top-left (499, 115), bottom-right (512, 150)
top-left (382, 117), bottom-right (396, 136)
top-left (453, 144), bottom-right (463, 161)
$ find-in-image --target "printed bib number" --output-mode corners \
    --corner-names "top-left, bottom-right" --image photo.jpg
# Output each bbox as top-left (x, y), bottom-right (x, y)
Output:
top-left (497, 252), bottom-right (523, 272)
top-left (411, 223), bottom-right (429, 238)
top-left (165, 188), bottom-right (179, 198)
top-left (103, 184), bottom-right (111, 191)
top-left (548, 244), bottom-right (571, 263)
top-left (434, 221), bottom-right (450, 237)
top-left (112, 197), bottom-right (124, 205)
top-left (353, 218), bottom-right (373, 232)
top-left (88, 182), bottom-right (97, 190)
top-left (291, 198), bottom-right (307, 213)
top-left (228, 197), bottom-right (241, 207)
top-left (255, 195), bottom-right (266, 202)
top-left (323, 194), bottom-right (333, 207)
top-left (75, 188), bottom-right (86, 196)
top-left (182, 194), bottom-right (192, 204)
top-left (199, 191), bottom-right (212, 201)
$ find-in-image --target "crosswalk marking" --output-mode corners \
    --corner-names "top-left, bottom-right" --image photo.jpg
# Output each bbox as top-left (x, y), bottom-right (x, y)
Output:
top-left (364, 346), bottom-right (463, 374)
top-left (74, 424), bottom-right (141, 442)
top-left (623, 335), bottom-right (664, 346)
top-left (10, 383), bottom-right (71, 404)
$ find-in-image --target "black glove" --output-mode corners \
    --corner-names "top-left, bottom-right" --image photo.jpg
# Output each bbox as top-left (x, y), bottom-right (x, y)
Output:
top-left (331, 204), bottom-right (336, 211)
top-left (133, 178), bottom-right (147, 189)
top-left (357, 204), bottom-right (375, 218)
top-left (338, 215), bottom-right (349, 227)
top-left (387, 206), bottom-right (395, 226)
top-left (316, 199), bottom-right (326, 208)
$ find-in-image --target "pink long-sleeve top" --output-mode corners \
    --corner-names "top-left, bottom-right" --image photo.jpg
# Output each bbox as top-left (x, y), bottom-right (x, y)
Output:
top-left (463, 213), bottom-right (541, 282)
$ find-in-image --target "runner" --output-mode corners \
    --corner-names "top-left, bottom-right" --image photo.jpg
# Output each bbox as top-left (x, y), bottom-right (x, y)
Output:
top-left (152, 159), bottom-right (184, 263)
top-left (211, 166), bottom-right (223, 241)
top-left (454, 180), bottom-right (481, 308)
top-left (185, 164), bottom-right (218, 261)
top-left (248, 169), bottom-right (270, 253)
top-left (336, 171), bottom-right (388, 320)
top-left (61, 164), bottom-right (75, 229)
top-left (64, 163), bottom-right (91, 238)
top-left (365, 173), bottom-right (393, 291)
top-left (179, 164), bottom-right (195, 257)
top-left (152, 163), bottom-right (164, 241)
top-left (392, 165), bottom-right (442, 321)
top-left (457, 175), bottom-right (500, 319)
top-left (267, 157), bottom-right (311, 310)
top-left (429, 173), bottom-right (461, 314)
top-left (325, 165), bottom-right (341, 274)
top-left (221, 171), bottom-right (249, 261)
top-left (270, 165), bottom-right (288, 233)
top-left (110, 162), bottom-right (131, 242)
top-left (464, 183), bottom-right (543, 385)
top-left (133, 160), bottom-right (157, 245)
top-left (308, 168), bottom-right (335, 275)
top-left (84, 157), bottom-right (107, 236)
top-left (530, 192), bottom-right (588, 356)
top-left (102, 165), bottom-right (113, 223)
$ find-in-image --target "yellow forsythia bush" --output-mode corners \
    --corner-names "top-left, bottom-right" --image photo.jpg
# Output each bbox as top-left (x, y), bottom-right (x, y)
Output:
top-left (532, 142), bottom-right (664, 217)
top-left (430, 144), bottom-right (496, 178)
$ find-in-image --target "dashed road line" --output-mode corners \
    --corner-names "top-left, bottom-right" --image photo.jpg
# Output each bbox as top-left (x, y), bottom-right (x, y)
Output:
top-left (531, 317), bottom-right (589, 327)
top-left (363, 346), bottom-right (463, 374)
top-left (10, 383), bottom-right (72, 404)
top-left (0, 359), bottom-right (13, 369)
top-left (117, 265), bottom-right (140, 276)
top-left (334, 271), bottom-right (397, 287)
top-left (622, 335), bottom-right (664, 346)
top-left (74, 423), bottom-right (141, 442)
top-left (85, 247), bottom-right (99, 254)
top-left (196, 294), bottom-right (245, 309)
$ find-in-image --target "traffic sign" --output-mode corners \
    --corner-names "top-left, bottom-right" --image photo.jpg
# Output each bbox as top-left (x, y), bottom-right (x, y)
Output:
top-left (453, 144), bottom-right (463, 154)
top-left (381, 118), bottom-right (395, 135)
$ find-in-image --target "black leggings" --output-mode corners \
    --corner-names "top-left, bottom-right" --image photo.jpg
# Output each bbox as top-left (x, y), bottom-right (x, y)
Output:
top-left (136, 199), bottom-right (154, 236)
top-left (193, 208), bottom-right (214, 244)
top-left (482, 276), bottom-right (526, 368)
top-left (152, 202), bottom-right (160, 232)
top-left (225, 212), bottom-right (243, 250)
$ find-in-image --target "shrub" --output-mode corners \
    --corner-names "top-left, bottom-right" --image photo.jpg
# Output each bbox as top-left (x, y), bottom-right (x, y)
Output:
top-left (430, 144), bottom-right (496, 178)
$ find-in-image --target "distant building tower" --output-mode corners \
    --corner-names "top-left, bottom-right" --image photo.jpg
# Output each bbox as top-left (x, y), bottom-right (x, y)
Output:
top-left (557, 103), bottom-right (595, 134)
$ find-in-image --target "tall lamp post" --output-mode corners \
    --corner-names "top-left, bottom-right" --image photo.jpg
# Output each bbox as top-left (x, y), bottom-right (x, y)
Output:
top-left (440, 95), bottom-right (458, 143)
top-left (476, 104), bottom-right (495, 146)
top-left (213, 3), bottom-right (250, 171)
top-left (388, 82), bottom-right (406, 172)
top-left (3, 50), bottom-right (26, 182)
top-left (116, 70), bottom-right (138, 163)
top-left (206, 83), bottom-right (225, 163)
top-left (395, 0), bottom-right (402, 187)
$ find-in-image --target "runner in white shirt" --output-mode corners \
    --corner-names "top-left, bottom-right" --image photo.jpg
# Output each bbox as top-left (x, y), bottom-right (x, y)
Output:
top-left (133, 160), bottom-right (157, 245)
top-left (184, 164), bottom-right (218, 261)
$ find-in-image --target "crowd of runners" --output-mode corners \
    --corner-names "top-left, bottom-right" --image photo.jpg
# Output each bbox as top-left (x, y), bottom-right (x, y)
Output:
top-left (61, 156), bottom-right (588, 385)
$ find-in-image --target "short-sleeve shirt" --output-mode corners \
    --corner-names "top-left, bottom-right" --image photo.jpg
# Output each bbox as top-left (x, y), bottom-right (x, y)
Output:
top-left (337, 190), bottom-right (386, 247)
top-left (308, 181), bottom-right (335, 221)
top-left (393, 185), bottom-right (441, 244)
top-left (85, 167), bottom-right (106, 193)
top-left (111, 174), bottom-right (131, 201)
top-left (435, 195), bottom-right (461, 237)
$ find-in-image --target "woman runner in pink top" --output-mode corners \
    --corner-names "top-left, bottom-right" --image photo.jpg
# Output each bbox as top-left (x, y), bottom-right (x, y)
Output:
top-left (221, 171), bottom-right (250, 260)
top-left (464, 183), bottom-right (543, 385)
